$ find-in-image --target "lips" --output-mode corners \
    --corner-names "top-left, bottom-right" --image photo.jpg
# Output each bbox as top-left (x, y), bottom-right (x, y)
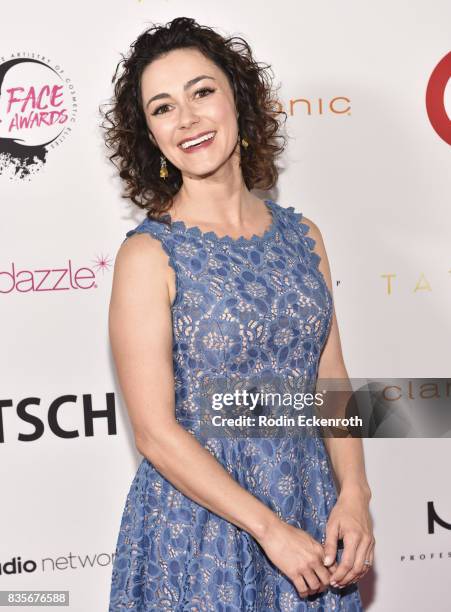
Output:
top-left (178, 130), bottom-right (216, 148)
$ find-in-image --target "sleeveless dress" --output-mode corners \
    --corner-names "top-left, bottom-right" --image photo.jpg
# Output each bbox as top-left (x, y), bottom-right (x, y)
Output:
top-left (108, 199), bottom-right (364, 611)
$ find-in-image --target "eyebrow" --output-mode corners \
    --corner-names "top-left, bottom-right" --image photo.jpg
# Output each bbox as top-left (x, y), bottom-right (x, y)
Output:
top-left (145, 74), bottom-right (216, 109)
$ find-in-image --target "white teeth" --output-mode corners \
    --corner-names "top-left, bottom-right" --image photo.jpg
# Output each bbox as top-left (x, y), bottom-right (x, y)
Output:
top-left (180, 132), bottom-right (215, 149)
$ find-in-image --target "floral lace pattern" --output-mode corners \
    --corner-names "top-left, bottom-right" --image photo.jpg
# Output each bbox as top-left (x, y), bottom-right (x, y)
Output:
top-left (109, 200), bottom-right (363, 611)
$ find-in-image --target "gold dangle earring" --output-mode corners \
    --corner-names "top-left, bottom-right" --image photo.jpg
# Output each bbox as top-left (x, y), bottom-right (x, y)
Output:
top-left (159, 155), bottom-right (168, 179)
top-left (237, 128), bottom-right (249, 149)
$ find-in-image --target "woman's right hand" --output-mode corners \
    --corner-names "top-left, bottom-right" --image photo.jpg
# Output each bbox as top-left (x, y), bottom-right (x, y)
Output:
top-left (256, 517), bottom-right (336, 598)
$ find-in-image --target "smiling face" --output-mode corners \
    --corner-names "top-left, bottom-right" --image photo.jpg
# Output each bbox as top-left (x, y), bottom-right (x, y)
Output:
top-left (140, 47), bottom-right (240, 179)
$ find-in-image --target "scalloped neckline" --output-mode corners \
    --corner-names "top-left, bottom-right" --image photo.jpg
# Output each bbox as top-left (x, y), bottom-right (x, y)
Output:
top-left (160, 198), bottom-right (278, 246)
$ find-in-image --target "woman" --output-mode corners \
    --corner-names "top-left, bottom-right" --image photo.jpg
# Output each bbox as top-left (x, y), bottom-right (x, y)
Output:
top-left (103, 17), bottom-right (374, 610)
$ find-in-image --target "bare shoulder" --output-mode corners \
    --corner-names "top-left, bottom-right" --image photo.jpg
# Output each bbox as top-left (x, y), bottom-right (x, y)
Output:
top-left (116, 231), bottom-right (168, 269)
top-left (114, 232), bottom-right (169, 282)
top-left (297, 214), bottom-right (323, 248)
top-left (297, 214), bottom-right (333, 292)
top-left (111, 231), bottom-right (171, 308)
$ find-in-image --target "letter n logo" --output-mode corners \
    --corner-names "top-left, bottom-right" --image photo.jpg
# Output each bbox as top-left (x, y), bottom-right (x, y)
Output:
top-left (428, 501), bottom-right (451, 534)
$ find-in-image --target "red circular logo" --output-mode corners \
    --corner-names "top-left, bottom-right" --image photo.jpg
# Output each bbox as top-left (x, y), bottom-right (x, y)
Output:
top-left (426, 51), bottom-right (451, 145)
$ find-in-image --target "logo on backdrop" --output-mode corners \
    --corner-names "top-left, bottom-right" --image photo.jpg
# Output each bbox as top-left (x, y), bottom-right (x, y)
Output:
top-left (400, 501), bottom-right (451, 563)
top-left (426, 51), bottom-right (451, 145)
top-left (0, 552), bottom-right (115, 575)
top-left (0, 52), bottom-right (78, 180)
top-left (427, 501), bottom-right (451, 534)
top-left (0, 254), bottom-right (112, 294)
top-left (0, 393), bottom-right (117, 444)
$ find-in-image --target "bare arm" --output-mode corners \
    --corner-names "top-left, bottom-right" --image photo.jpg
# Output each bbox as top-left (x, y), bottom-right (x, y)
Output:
top-left (300, 216), bottom-right (375, 587)
top-left (301, 216), bottom-right (371, 499)
top-left (109, 233), bottom-right (280, 542)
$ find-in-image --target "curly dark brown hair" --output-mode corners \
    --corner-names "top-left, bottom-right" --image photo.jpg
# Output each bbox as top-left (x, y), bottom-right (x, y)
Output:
top-left (99, 16), bottom-right (288, 222)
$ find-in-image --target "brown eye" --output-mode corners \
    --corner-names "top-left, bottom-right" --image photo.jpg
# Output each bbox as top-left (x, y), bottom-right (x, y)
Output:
top-left (152, 104), bottom-right (170, 116)
top-left (196, 87), bottom-right (215, 98)
top-left (151, 87), bottom-right (215, 116)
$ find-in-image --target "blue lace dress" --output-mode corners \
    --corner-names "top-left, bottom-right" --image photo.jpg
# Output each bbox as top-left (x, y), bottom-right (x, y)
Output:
top-left (109, 199), bottom-right (363, 611)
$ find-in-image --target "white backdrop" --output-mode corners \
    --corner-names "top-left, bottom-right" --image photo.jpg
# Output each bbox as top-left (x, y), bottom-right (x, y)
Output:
top-left (1, 1), bottom-right (450, 610)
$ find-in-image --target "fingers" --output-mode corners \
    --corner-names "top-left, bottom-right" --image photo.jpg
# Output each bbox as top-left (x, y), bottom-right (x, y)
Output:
top-left (313, 559), bottom-right (333, 588)
top-left (291, 543), bottom-right (334, 598)
top-left (335, 535), bottom-right (375, 588)
top-left (292, 574), bottom-right (311, 599)
top-left (337, 535), bottom-right (371, 585)
top-left (329, 532), bottom-right (358, 586)
top-left (293, 570), bottom-right (327, 598)
top-left (322, 521), bottom-right (339, 567)
top-left (349, 537), bottom-right (375, 584)
top-left (327, 560), bottom-right (339, 573)
top-left (303, 568), bottom-right (322, 591)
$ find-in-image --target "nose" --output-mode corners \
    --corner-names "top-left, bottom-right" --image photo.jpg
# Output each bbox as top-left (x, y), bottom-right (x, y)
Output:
top-left (177, 102), bottom-right (200, 130)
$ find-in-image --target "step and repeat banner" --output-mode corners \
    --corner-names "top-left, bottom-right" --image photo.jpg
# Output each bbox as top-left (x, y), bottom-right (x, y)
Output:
top-left (1, 1), bottom-right (450, 610)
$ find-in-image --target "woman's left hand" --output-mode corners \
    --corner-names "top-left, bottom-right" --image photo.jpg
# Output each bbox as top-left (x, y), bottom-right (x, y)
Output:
top-left (322, 485), bottom-right (375, 588)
